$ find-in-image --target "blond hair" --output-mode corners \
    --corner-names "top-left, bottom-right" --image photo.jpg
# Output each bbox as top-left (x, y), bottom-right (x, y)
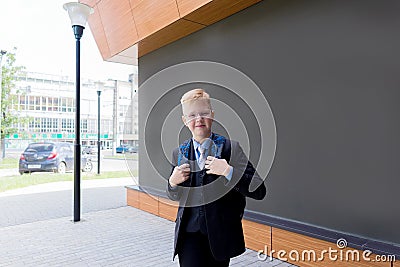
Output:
top-left (180, 88), bottom-right (211, 107)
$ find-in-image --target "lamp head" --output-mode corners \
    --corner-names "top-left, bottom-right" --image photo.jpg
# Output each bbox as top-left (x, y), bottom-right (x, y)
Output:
top-left (95, 81), bottom-right (104, 96)
top-left (63, 2), bottom-right (94, 28)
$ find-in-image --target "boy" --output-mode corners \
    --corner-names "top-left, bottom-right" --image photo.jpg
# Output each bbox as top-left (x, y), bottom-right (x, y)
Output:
top-left (167, 88), bottom-right (266, 267)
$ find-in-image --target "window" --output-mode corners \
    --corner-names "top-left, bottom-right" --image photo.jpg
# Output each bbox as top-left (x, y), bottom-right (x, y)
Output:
top-left (46, 118), bottom-right (52, 132)
top-left (35, 96), bottom-right (40, 111)
top-left (68, 98), bottom-right (74, 112)
top-left (81, 119), bottom-right (88, 133)
top-left (26, 144), bottom-right (54, 152)
top-left (61, 98), bottom-right (67, 112)
top-left (48, 98), bottom-right (53, 111)
top-left (69, 119), bottom-right (73, 132)
top-left (123, 122), bottom-right (132, 134)
top-left (53, 98), bottom-right (59, 112)
top-left (40, 118), bottom-right (47, 133)
top-left (41, 97), bottom-right (47, 111)
top-left (88, 120), bottom-right (96, 133)
top-left (29, 96), bottom-right (35, 110)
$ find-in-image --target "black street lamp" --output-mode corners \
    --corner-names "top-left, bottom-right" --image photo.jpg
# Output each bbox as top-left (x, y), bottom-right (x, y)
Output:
top-left (95, 82), bottom-right (104, 175)
top-left (63, 2), bottom-right (93, 222)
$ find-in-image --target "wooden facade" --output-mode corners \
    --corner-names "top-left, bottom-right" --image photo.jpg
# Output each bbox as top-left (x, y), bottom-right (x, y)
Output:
top-left (79, 0), bottom-right (261, 61)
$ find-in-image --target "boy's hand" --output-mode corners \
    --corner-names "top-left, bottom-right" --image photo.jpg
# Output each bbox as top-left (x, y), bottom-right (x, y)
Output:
top-left (169, 163), bottom-right (190, 187)
top-left (205, 157), bottom-right (232, 176)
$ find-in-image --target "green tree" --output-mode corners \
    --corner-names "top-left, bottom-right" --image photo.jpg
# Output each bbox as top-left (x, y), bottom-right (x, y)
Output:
top-left (1, 47), bottom-right (25, 158)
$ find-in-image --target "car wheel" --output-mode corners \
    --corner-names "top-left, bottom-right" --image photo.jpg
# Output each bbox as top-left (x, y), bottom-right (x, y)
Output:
top-left (83, 161), bottom-right (93, 172)
top-left (57, 162), bottom-right (66, 174)
top-left (19, 171), bottom-right (24, 175)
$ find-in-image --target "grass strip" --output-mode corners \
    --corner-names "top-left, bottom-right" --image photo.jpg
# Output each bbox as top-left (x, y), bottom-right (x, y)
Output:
top-left (0, 170), bottom-right (136, 193)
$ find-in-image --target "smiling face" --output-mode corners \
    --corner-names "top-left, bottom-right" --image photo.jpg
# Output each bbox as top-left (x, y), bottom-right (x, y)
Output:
top-left (182, 99), bottom-right (214, 143)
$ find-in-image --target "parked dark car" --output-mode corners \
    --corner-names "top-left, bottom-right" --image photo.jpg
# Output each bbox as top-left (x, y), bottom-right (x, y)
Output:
top-left (116, 145), bottom-right (138, 153)
top-left (19, 142), bottom-right (93, 174)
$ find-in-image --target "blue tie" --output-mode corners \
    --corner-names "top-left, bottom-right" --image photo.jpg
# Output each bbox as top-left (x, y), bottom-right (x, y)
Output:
top-left (198, 146), bottom-right (206, 169)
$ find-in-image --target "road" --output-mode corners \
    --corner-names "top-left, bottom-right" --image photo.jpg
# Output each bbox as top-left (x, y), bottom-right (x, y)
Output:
top-left (4, 148), bottom-right (127, 158)
top-left (0, 149), bottom-right (138, 176)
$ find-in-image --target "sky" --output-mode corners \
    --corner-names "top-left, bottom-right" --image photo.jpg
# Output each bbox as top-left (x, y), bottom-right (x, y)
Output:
top-left (0, 0), bottom-right (135, 82)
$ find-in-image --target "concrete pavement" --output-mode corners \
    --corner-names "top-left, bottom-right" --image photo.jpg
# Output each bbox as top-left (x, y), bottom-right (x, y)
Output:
top-left (0, 178), bottom-right (132, 227)
top-left (0, 179), bottom-right (296, 266)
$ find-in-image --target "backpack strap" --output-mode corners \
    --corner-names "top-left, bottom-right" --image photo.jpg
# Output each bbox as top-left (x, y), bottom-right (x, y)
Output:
top-left (221, 139), bottom-right (231, 164)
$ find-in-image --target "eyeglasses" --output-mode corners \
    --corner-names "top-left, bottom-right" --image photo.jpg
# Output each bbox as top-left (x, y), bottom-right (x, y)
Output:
top-left (184, 110), bottom-right (213, 120)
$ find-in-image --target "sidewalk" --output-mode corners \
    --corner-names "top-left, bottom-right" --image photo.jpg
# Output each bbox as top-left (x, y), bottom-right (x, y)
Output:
top-left (0, 178), bottom-right (132, 227)
top-left (0, 180), bottom-right (296, 267)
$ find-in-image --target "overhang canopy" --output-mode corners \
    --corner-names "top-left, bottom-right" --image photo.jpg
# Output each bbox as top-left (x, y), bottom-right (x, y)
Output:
top-left (79, 0), bottom-right (261, 65)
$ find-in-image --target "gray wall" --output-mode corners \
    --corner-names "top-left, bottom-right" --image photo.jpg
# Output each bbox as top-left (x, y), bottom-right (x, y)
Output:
top-left (138, 0), bottom-right (400, 244)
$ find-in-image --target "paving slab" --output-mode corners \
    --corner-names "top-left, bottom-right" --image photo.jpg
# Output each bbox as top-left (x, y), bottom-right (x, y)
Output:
top-left (0, 179), bottom-right (297, 266)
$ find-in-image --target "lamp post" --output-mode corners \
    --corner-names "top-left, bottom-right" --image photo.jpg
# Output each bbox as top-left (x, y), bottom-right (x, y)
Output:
top-left (63, 2), bottom-right (93, 222)
top-left (111, 80), bottom-right (118, 156)
top-left (95, 81), bottom-right (104, 175)
top-left (0, 50), bottom-right (7, 163)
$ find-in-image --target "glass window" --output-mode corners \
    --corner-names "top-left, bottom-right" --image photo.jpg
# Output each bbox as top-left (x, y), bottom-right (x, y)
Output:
top-left (20, 95), bottom-right (26, 104)
top-left (61, 98), bottom-right (67, 112)
top-left (29, 96), bottom-right (35, 110)
top-left (48, 98), bottom-right (53, 111)
top-left (42, 97), bottom-right (47, 111)
top-left (53, 118), bottom-right (58, 131)
top-left (19, 95), bottom-right (26, 110)
top-left (35, 96), bottom-right (40, 110)
top-left (46, 118), bottom-right (51, 132)
top-left (67, 98), bottom-right (73, 112)
top-left (70, 119), bottom-right (74, 132)
top-left (26, 143), bottom-right (54, 152)
top-left (81, 119), bottom-right (88, 133)
top-left (53, 98), bottom-right (59, 112)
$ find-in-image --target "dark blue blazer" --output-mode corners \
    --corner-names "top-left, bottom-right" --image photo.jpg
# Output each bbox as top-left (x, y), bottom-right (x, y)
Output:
top-left (167, 138), bottom-right (266, 261)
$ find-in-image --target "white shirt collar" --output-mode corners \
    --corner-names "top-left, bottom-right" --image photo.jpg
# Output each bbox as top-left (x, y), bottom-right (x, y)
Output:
top-left (192, 134), bottom-right (212, 154)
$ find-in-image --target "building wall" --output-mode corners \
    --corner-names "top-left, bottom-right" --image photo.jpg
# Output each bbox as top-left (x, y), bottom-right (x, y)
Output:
top-left (138, 0), bottom-right (400, 246)
top-left (8, 72), bottom-right (138, 149)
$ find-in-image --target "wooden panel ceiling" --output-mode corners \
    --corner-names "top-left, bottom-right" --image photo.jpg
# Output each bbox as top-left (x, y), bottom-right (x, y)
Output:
top-left (129, 0), bottom-right (146, 9)
top-left (138, 19), bottom-right (205, 57)
top-left (176, 0), bottom-right (212, 18)
top-left (97, 0), bottom-right (139, 56)
top-left (87, 5), bottom-right (111, 60)
top-left (79, 0), bottom-right (262, 63)
top-left (183, 0), bottom-right (262, 26)
top-left (132, 0), bottom-right (180, 39)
